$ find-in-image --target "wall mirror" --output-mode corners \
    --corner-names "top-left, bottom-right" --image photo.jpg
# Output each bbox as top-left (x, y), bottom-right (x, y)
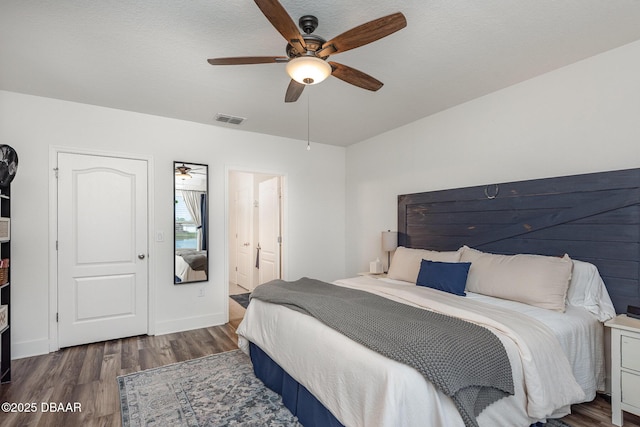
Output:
top-left (174, 161), bottom-right (208, 284)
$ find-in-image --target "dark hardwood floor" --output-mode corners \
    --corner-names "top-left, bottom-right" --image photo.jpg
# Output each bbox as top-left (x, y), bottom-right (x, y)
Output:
top-left (565, 394), bottom-right (640, 427)
top-left (0, 313), bottom-right (240, 427)
top-left (1, 296), bottom-right (639, 427)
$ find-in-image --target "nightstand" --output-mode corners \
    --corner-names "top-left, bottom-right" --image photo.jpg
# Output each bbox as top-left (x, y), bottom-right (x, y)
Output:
top-left (357, 272), bottom-right (387, 279)
top-left (605, 314), bottom-right (640, 426)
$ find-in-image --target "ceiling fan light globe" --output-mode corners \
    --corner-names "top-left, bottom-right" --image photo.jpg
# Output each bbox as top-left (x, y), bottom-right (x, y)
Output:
top-left (286, 56), bottom-right (331, 85)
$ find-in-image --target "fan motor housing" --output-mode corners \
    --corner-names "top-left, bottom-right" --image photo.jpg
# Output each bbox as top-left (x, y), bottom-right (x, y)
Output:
top-left (286, 34), bottom-right (327, 58)
top-left (285, 15), bottom-right (329, 58)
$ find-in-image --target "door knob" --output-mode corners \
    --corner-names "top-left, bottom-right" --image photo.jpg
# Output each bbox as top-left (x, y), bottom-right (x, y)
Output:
top-left (138, 254), bottom-right (146, 259)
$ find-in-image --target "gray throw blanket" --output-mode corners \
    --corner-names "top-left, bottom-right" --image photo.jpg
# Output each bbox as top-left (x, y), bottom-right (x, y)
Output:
top-left (251, 278), bottom-right (514, 427)
top-left (176, 249), bottom-right (207, 272)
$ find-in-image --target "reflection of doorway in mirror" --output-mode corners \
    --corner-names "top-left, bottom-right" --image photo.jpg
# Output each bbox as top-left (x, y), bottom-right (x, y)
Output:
top-left (228, 171), bottom-right (284, 294)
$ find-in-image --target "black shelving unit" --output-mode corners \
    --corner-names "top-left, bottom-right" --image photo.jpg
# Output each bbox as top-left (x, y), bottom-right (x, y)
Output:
top-left (1, 186), bottom-right (11, 384)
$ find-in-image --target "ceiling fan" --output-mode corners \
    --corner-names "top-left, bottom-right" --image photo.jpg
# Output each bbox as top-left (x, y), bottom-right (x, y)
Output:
top-left (175, 163), bottom-right (205, 180)
top-left (207, 0), bottom-right (407, 103)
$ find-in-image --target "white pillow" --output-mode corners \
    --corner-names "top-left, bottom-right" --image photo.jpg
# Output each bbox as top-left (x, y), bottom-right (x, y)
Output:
top-left (387, 246), bottom-right (462, 283)
top-left (460, 246), bottom-right (573, 312)
top-left (566, 260), bottom-right (617, 321)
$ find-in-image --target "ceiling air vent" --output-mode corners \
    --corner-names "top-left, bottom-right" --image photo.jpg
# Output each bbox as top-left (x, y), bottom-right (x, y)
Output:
top-left (215, 113), bottom-right (246, 125)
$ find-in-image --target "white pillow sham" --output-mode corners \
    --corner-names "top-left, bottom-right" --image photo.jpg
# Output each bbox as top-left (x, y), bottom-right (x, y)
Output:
top-left (566, 259), bottom-right (616, 321)
top-left (387, 246), bottom-right (462, 283)
top-left (460, 246), bottom-right (573, 312)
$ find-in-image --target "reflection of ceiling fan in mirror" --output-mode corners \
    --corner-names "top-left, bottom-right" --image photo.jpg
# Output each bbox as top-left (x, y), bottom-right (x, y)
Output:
top-left (207, 0), bottom-right (407, 102)
top-left (175, 163), bottom-right (206, 180)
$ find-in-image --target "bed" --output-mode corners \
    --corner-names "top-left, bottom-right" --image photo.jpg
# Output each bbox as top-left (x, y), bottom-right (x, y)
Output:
top-left (236, 168), bottom-right (640, 427)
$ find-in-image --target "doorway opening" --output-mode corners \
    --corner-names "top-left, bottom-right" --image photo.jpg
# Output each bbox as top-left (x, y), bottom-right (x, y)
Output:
top-left (228, 170), bottom-right (284, 318)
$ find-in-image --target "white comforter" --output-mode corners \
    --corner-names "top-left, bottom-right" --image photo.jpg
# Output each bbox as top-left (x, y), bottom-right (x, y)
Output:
top-left (237, 276), bottom-right (603, 427)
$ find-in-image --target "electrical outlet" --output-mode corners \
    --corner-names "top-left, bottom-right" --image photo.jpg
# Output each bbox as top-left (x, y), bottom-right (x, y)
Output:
top-left (198, 287), bottom-right (205, 297)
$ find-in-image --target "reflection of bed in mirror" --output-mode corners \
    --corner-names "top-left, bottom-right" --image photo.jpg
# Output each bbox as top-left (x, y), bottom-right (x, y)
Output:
top-left (175, 249), bottom-right (207, 283)
top-left (174, 161), bottom-right (208, 284)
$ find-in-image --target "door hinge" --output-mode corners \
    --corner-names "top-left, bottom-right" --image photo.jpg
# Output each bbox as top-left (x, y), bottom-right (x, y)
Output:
top-left (277, 236), bottom-right (282, 244)
top-left (53, 167), bottom-right (59, 179)
top-left (56, 313), bottom-right (59, 322)
top-left (56, 240), bottom-right (58, 250)
top-left (235, 266), bottom-right (238, 272)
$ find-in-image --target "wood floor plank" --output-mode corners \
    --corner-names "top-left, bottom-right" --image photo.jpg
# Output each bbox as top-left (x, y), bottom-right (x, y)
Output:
top-left (2, 304), bottom-right (638, 427)
top-left (77, 343), bottom-right (104, 385)
top-left (99, 352), bottom-right (121, 383)
top-left (103, 339), bottom-right (121, 356)
top-left (119, 336), bottom-right (139, 371)
top-left (169, 333), bottom-right (197, 362)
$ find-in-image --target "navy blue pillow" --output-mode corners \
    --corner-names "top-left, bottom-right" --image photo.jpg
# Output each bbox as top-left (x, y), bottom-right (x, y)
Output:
top-left (415, 259), bottom-right (471, 296)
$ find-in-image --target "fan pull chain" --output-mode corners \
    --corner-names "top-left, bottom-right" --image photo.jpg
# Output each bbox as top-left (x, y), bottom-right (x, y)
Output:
top-left (307, 92), bottom-right (311, 151)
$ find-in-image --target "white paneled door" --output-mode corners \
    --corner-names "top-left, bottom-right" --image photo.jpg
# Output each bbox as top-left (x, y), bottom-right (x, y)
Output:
top-left (57, 153), bottom-right (148, 348)
top-left (258, 177), bottom-right (281, 284)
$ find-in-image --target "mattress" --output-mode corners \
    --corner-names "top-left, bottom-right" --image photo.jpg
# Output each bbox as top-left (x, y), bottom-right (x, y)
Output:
top-left (237, 275), bottom-right (605, 427)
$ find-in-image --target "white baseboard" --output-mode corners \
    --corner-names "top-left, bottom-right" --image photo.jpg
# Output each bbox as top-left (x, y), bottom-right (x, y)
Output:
top-left (12, 338), bottom-right (50, 360)
top-left (154, 313), bottom-right (227, 336)
top-left (10, 314), bottom-right (226, 359)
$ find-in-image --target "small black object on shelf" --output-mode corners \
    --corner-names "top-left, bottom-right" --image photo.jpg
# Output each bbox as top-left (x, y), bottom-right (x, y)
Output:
top-left (0, 145), bottom-right (18, 188)
top-left (627, 305), bottom-right (640, 320)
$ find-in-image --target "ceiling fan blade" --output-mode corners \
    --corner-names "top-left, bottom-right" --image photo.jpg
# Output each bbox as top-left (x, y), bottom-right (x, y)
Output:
top-left (284, 79), bottom-right (305, 103)
top-left (208, 56), bottom-right (288, 65)
top-left (254, 0), bottom-right (307, 53)
top-left (318, 12), bottom-right (407, 57)
top-left (329, 62), bottom-right (383, 91)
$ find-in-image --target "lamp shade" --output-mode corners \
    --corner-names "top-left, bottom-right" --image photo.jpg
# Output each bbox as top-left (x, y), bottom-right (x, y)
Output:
top-left (286, 56), bottom-right (332, 85)
top-left (381, 231), bottom-right (398, 252)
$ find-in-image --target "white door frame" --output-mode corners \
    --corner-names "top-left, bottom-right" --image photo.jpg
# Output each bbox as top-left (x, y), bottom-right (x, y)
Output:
top-left (225, 165), bottom-right (288, 322)
top-left (48, 146), bottom-right (156, 352)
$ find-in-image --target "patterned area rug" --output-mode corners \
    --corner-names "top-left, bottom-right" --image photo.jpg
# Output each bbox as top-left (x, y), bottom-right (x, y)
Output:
top-left (542, 420), bottom-right (572, 427)
top-left (118, 348), bottom-right (572, 427)
top-left (230, 292), bottom-right (250, 309)
top-left (117, 349), bottom-right (301, 427)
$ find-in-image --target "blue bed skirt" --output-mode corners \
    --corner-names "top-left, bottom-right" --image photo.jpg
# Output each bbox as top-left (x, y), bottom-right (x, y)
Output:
top-left (249, 342), bottom-right (344, 427)
top-left (249, 342), bottom-right (552, 427)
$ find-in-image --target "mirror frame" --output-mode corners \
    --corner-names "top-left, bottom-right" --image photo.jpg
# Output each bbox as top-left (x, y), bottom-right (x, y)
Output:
top-left (174, 161), bottom-right (209, 284)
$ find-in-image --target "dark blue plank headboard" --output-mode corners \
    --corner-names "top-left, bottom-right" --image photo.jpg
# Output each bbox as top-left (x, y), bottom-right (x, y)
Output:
top-left (398, 168), bottom-right (640, 314)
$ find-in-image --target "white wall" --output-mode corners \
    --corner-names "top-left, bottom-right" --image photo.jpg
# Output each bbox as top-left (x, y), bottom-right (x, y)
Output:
top-left (345, 39), bottom-right (640, 275)
top-left (0, 90), bottom-right (346, 358)
top-left (5, 37), bottom-right (640, 359)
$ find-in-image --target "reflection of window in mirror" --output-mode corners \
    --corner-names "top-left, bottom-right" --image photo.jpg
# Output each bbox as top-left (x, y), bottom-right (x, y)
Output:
top-left (174, 162), bottom-right (208, 284)
top-left (175, 194), bottom-right (198, 249)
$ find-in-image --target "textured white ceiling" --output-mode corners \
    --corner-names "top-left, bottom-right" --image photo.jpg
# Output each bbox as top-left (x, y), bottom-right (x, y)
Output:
top-left (2, 1), bottom-right (640, 147)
